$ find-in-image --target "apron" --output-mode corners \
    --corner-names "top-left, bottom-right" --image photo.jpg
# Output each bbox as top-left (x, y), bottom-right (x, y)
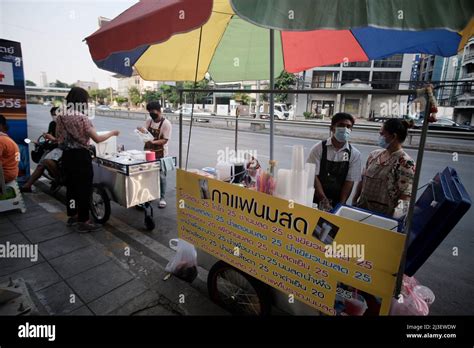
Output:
top-left (357, 150), bottom-right (397, 217)
top-left (144, 118), bottom-right (165, 159)
top-left (314, 140), bottom-right (351, 206)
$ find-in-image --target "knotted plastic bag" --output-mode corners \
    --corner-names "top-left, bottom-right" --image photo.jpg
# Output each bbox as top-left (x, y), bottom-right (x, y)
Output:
top-left (165, 239), bottom-right (198, 283)
top-left (390, 275), bottom-right (435, 315)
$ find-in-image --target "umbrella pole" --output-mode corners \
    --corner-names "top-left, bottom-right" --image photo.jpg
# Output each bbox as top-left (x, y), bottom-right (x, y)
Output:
top-left (269, 29), bottom-right (275, 174)
top-left (235, 113), bottom-right (238, 153)
top-left (179, 90), bottom-right (183, 169)
top-left (185, 27), bottom-right (203, 170)
top-left (394, 89), bottom-right (431, 296)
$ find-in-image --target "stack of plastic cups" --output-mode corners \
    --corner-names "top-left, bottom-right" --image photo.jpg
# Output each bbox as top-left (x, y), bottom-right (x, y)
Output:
top-left (275, 169), bottom-right (290, 199)
top-left (291, 145), bottom-right (306, 205)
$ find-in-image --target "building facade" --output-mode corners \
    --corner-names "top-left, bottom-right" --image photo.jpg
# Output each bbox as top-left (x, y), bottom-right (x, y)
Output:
top-left (454, 38), bottom-right (474, 125)
top-left (295, 54), bottom-right (415, 119)
top-left (75, 80), bottom-right (99, 91)
top-left (115, 71), bottom-right (175, 98)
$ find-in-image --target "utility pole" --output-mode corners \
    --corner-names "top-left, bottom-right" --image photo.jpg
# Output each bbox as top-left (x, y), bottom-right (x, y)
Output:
top-left (256, 80), bottom-right (260, 118)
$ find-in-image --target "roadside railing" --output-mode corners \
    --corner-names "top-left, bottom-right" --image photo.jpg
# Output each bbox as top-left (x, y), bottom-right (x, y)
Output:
top-left (94, 110), bottom-right (474, 144)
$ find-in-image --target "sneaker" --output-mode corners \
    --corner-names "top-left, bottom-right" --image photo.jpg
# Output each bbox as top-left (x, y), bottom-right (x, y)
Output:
top-left (50, 181), bottom-right (61, 194)
top-left (20, 186), bottom-right (32, 193)
top-left (158, 199), bottom-right (167, 208)
top-left (66, 217), bottom-right (78, 227)
top-left (75, 221), bottom-right (102, 233)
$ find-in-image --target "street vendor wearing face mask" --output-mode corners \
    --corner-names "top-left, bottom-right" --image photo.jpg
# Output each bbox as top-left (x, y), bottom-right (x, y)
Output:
top-left (352, 119), bottom-right (416, 218)
top-left (138, 101), bottom-right (172, 209)
top-left (306, 112), bottom-right (362, 211)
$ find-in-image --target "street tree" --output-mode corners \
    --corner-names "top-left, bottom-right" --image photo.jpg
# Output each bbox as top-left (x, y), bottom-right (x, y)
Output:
top-left (89, 89), bottom-right (109, 104)
top-left (234, 92), bottom-right (251, 105)
top-left (128, 86), bottom-right (142, 106)
top-left (274, 71), bottom-right (296, 103)
top-left (49, 80), bottom-right (70, 88)
top-left (142, 89), bottom-right (162, 104)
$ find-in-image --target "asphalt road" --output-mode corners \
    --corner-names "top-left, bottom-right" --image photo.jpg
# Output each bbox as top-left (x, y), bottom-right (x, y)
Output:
top-left (26, 104), bottom-right (474, 315)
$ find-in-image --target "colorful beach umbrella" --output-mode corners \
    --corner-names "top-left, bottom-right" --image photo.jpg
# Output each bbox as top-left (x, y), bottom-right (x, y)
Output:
top-left (86, 0), bottom-right (474, 82)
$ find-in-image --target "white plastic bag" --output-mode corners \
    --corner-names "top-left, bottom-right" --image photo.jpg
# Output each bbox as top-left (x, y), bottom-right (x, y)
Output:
top-left (165, 239), bottom-right (198, 282)
top-left (390, 275), bottom-right (434, 315)
top-left (134, 128), bottom-right (154, 143)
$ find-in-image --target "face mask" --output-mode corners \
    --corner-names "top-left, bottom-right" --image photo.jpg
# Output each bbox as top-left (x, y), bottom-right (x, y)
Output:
top-left (334, 127), bottom-right (351, 143)
top-left (149, 112), bottom-right (158, 121)
top-left (378, 135), bottom-right (390, 149)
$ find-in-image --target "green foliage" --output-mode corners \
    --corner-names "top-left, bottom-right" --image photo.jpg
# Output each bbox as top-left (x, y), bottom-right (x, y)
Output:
top-left (89, 89), bottom-right (109, 103)
top-left (303, 111), bottom-right (313, 119)
top-left (49, 80), bottom-right (70, 88)
top-left (115, 96), bottom-right (128, 105)
top-left (182, 80), bottom-right (209, 104)
top-left (128, 86), bottom-right (142, 106)
top-left (142, 89), bottom-right (162, 104)
top-left (26, 80), bottom-right (36, 86)
top-left (234, 92), bottom-right (251, 105)
top-left (274, 72), bottom-right (296, 103)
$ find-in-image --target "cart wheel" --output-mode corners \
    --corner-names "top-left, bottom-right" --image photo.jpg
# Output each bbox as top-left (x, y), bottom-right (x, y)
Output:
top-left (90, 184), bottom-right (111, 224)
top-left (207, 261), bottom-right (271, 316)
top-left (144, 216), bottom-right (155, 230)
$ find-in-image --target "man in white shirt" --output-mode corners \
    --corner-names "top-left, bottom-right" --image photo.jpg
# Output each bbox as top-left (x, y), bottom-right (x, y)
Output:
top-left (140, 101), bottom-right (172, 208)
top-left (306, 112), bottom-right (362, 211)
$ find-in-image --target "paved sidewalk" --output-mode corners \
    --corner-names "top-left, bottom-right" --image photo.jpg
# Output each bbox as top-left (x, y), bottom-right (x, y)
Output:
top-left (0, 190), bottom-right (227, 316)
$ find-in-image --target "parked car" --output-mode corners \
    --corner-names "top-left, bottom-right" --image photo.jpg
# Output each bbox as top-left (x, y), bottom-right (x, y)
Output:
top-left (96, 105), bottom-right (111, 111)
top-left (413, 117), bottom-right (474, 132)
top-left (173, 108), bottom-right (212, 122)
top-left (163, 107), bottom-right (174, 113)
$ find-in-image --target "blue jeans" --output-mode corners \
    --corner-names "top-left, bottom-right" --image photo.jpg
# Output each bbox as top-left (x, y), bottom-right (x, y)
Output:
top-left (160, 169), bottom-right (166, 200)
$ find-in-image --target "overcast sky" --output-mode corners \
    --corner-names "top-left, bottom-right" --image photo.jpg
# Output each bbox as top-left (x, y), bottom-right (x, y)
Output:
top-left (0, 0), bottom-right (138, 89)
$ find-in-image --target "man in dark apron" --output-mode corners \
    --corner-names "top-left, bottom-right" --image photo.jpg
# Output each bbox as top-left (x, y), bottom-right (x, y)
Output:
top-left (307, 112), bottom-right (362, 211)
top-left (141, 101), bottom-right (172, 208)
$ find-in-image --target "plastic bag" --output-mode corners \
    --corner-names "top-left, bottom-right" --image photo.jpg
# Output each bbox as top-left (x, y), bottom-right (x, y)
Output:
top-left (134, 128), bottom-right (154, 143)
top-left (390, 275), bottom-right (435, 315)
top-left (165, 239), bottom-right (198, 282)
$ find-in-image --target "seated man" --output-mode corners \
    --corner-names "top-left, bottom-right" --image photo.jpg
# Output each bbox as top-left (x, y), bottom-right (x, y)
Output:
top-left (21, 107), bottom-right (62, 192)
top-left (0, 114), bottom-right (20, 194)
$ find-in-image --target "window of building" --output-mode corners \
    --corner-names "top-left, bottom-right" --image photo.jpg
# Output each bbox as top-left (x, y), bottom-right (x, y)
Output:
top-left (371, 71), bottom-right (401, 89)
top-left (373, 54), bottom-right (403, 68)
top-left (346, 61), bottom-right (371, 68)
top-left (312, 71), bottom-right (337, 88)
top-left (311, 100), bottom-right (335, 116)
top-left (341, 71), bottom-right (370, 84)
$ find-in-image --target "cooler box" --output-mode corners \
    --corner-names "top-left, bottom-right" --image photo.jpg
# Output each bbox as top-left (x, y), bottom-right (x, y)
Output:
top-left (405, 167), bottom-right (471, 276)
top-left (332, 204), bottom-right (401, 232)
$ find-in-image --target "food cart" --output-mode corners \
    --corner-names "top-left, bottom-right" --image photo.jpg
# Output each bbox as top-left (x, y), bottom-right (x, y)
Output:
top-left (84, 0), bottom-right (473, 315)
top-left (89, 153), bottom-right (161, 230)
